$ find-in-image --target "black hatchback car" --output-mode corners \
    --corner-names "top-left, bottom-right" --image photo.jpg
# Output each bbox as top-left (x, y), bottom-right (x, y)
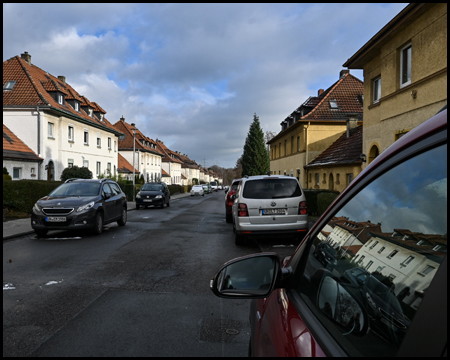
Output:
top-left (31, 178), bottom-right (127, 236)
top-left (136, 182), bottom-right (171, 209)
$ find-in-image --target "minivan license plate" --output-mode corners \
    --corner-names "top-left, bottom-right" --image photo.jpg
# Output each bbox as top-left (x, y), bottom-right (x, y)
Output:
top-left (46, 217), bottom-right (66, 222)
top-left (262, 209), bottom-right (286, 215)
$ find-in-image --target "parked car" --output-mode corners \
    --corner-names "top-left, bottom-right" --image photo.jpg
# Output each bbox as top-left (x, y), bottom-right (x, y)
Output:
top-left (211, 108), bottom-right (447, 357)
top-left (313, 241), bottom-right (338, 269)
top-left (224, 178), bottom-right (241, 223)
top-left (202, 184), bottom-right (211, 194)
top-left (224, 185), bottom-right (230, 192)
top-left (136, 182), bottom-right (170, 209)
top-left (210, 181), bottom-right (218, 191)
top-left (218, 185), bottom-right (223, 190)
top-left (31, 178), bottom-right (127, 236)
top-left (231, 175), bottom-right (308, 245)
top-left (191, 184), bottom-right (205, 196)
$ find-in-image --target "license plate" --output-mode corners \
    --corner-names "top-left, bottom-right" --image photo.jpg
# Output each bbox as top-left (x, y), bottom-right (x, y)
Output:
top-left (262, 208), bottom-right (286, 215)
top-left (45, 217), bottom-right (66, 222)
top-left (143, 199), bottom-right (152, 202)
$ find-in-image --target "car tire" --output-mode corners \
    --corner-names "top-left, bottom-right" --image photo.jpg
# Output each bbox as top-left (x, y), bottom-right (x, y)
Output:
top-left (117, 207), bottom-right (127, 226)
top-left (235, 230), bottom-right (245, 246)
top-left (167, 200), bottom-right (170, 207)
top-left (34, 229), bottom-right (48, 237)
top-left (136, 204), bottom-right (140, 210)
top-left (226, 212), bottom-right (232, 223)
top-left (92, 212), bottom-right (103, 235)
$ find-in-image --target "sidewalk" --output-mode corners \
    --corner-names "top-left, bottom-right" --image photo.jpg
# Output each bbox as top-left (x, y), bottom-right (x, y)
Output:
top-left (3, 192), bottom-right (192, 241)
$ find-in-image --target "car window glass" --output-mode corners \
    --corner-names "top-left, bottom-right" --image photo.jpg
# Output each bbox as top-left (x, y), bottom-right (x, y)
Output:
top-left (243, 179), bottom-right (301, 199)
top-left (102, 183), bottom-right (113, 196)
top-left (142, 184), bottom-right (164, 191)
top-left (293, 144), bottom-right (447, 356)
top-left (109, 183), bottom-right (121, 195)
top-left (49, 182), bottom-right (101, 196)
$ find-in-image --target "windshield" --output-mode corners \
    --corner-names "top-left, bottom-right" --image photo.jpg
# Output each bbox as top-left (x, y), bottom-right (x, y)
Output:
top-left (210, 181), bottom-right (217, 186)
top-left (243, 178), bottom-right (302, 199)
top-left (49, 182), bottom-right (101, 197)
top-left (142, 184), bottom-right (164, 191)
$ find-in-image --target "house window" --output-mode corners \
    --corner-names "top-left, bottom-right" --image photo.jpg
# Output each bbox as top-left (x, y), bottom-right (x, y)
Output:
top-left (68, 126), bottom-right (74, 142)
top-left (284, 140), bottom-right (287, 156)
top-left (279, 143), bottom-right (281, 157)
top-left (387, 250), bottom-right (399, 259)
top-left (347, 173), bottom-right (353, 185)
top-left (74, 102), bottom-right (79, 111)
top-left (107, 163), bottom-right (111, 175)
top-left (365, 261), bottom-right (373, 271)
top-left (370, 240), bottom-right (379, 249)
top-left (114, 140), bottom-right (117, 152)
top-left (336, 173), bottom-right (340, 184)
top-left (68, 159), bottom-right (74, 168)
top-left (315, 173), bottom-right (320, 187)
top-left (419, 265), bottom-right (435, 276)
top-left (96, 162), bottom-right (101, 176)
top-left (291, 136), bottom-right (294, 154)
top-left (84, 130), bottom-right (89, 145)
top-left (13, 167), bottom-right (21, 179)
top-left (108, 137), bottom-right (112, 149)
top-left (297, 136), bottom-right (300, 152)
top-left (377, 246), bottom-right (385, 254)
top-left (48, 122), bottom-right (54, 138)
top-left (3, 81), bottom-right (17, 90)
top-left (400, 43), bottom-right (412, 87)
top-left (83, 160), bottom-right (89, 168)
top-left (329, 99), bottom-right (339, 109)
top-left (373, 76), bottom-right (381, 103)
top-left (97, 135), bottom-right (101, 148)
top-left (401, 256), bottom-right (415, 267)
top-left (58, 93), bottom-right (64, 105)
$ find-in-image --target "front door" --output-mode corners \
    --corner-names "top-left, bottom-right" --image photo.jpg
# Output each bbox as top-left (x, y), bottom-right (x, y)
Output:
top-left (47, 161), bottom-right (54, 181)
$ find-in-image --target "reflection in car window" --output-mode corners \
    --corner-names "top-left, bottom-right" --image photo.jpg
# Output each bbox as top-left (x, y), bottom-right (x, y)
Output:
top-left (243, 179), bottom-right (301, 199)
top-left (49, 182), bottom-right (101, 197)
top-left (142, 184), bottom-right (164, 191)
top-left (294, 144), bottom-right (447, 356)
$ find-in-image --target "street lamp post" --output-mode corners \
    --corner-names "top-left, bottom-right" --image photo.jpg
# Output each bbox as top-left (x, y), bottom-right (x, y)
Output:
top-left (132, 127), bottom-right (137, 201)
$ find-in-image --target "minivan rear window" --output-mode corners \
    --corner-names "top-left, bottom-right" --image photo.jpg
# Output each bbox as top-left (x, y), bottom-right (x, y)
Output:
top-left (242, 179), bottom-right (301, 199)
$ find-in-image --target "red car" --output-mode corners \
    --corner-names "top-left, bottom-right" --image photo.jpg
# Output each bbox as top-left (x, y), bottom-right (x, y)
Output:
top-left (224, 178), bottom-right (241, 223)
top-left (211, 108), bottom-right (447, 357)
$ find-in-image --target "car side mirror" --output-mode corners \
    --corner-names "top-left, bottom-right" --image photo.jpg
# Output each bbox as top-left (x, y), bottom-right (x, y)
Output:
top-left (210, 253), bottom-right (281, 299)
top-left (231, 194), bottom-right (236, 200)
top-left (318, 276), bottom-right (368, 336)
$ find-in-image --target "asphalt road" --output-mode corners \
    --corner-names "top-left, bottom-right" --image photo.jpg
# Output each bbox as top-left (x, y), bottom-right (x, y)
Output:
top-left (3, 191), bottom-right (308, 357)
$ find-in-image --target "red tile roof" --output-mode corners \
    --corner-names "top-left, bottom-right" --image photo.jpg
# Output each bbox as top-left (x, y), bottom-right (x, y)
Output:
top-left (117, 153), bottom-right (139, 174)
top-left (3, 124), bottom-right (42, 161)
top-left (156, 140), bottom-right (184, 164)
top-left (3, 54), bottom-right (122, 136)
top-left (305, 125), bottom-right (363, 168)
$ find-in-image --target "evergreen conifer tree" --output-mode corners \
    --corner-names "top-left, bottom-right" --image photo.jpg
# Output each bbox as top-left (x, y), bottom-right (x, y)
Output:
top-left (241, 113), bottom-right (270, 177)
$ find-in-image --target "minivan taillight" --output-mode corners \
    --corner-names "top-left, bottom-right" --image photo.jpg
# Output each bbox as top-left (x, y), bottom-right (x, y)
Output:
top-left (238, 203), bottom-right (249, 217)
top-left (299, 201), bottom-right (307, 215)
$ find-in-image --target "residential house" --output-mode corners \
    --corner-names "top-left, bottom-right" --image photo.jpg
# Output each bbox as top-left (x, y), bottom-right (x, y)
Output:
top-left (268, 70), bottom-right (364, 189)
top-left (3, 124), bottom-right (43, 179)
top-left (177, 152), bottom-right (200, 185)
top-left (304, 119), bottom-right (364, 192)
top-left (156, 140), bottom-right (183, 185)
top-left (161, 169), bottom-right (171, 185)
top-left (117, 153), bottom-right (140, 181)
top-left (343, 3), bottom-right (447, 167)
top-left (113, 117), bottom-right (163, 182)
top-left (3, 52), bottom-right (123, 181)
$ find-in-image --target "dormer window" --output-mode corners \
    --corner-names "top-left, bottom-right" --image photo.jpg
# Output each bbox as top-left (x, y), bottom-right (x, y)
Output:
top-left (89, 108), bottom-right (93, 117)
top-left (58, 93), bottom-right (64, 105)
top-left (3, 81), bottom-right (16, 91)
top-left (329, 100), bottom-right (339, 109)
top-left (74, 102), bottom-right (79, 111)
top-left (99, 114), bottom-right (104, 122)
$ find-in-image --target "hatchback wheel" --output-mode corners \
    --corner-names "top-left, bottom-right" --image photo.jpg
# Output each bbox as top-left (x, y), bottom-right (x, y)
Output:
top-left (117, 207), bottom-right (127, 226)
top-left (136, 204), bottom-right (140, 210)
top-left (92, 212), bottom-right (103, 235)
top-left (34, 229), bottom-right (48, 237)
top-left (226, 212), bottom-right (232, 223)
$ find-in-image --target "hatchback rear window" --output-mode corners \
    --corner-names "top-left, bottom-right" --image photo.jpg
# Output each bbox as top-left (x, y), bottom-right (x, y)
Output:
top-left (242, 179), bottom-right (302, 199)
top-left (142, 184), bottom-right (164, 191)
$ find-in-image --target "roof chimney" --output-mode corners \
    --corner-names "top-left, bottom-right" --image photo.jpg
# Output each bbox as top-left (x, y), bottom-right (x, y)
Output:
top-left (58, 75), bottom-right (66, 83)
top-left (130, 123), bottom-right (135, 127)
top-left (120, 115), bottom-right (125, 122)
top-left (340, 69), bottom-right (349, 78)
top-left (346, 114), bottom-right (359, 138)
top-left (20, 51), bottom-right (31, 65)
top-left (318, 89), bottom-right (324, 96)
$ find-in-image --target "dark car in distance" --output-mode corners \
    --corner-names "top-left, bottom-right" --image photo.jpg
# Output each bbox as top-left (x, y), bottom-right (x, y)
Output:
top-left (31, 178), bottom-right (127, 236)
top-left (211, 108), bottom-right (447, 357)
top-left (136, 182), bottom-right (171, 209)
top-left (313, 241), bottom-right (338, 269)
top-left (224, 178), bottom-right (241, 223)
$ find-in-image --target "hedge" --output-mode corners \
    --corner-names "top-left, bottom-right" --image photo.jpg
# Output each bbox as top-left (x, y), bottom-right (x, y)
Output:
top-left (3, 180), bottom-right (64, 214)
top-left (303, 189), bottom-right (340, 216)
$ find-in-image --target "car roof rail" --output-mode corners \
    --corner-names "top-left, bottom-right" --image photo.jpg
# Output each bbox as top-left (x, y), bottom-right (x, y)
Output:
top-left (64, 178), bottom-right (80, 183)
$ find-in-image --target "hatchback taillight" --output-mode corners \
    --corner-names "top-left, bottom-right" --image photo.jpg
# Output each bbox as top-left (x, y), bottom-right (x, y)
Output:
top-left (299, 201), bottom-right (307, 215)
top-left (238, 203), bottom-right (248, 217)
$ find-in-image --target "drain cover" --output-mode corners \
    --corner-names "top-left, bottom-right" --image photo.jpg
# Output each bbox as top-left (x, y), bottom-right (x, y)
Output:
top-left (225, 328), bottom-right (239, 335)
top-left (200, 318), bottom-right (246, 343)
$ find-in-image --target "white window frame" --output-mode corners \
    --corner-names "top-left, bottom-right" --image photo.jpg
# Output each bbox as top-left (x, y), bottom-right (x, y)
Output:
top-left (74, 102), bottom-right (79, 111)
top-left (48, 122), bottom-right (54, 138)
top-left (68, 159), bottom-right (74, 168)
top-left (58, 93), bottom-right (64, 105)
top-left (97, 135), bottom-right (101, 148)
top-left (13, 167), bottom-right (22, 179)
top-left (96, 161), bottom-right (101, 176)
top-left (400, 43), bottom-right (412, 88)
top-left (83, 159), bottom-right (89, 168)
top-left (373, 76), bottom-right (381, 103)
top-left (84, 130), bottom-right (89, 145)
top-left (108, 137), bottom-right (112, 150)
top-left (68, 125), bottom-right (74, 142)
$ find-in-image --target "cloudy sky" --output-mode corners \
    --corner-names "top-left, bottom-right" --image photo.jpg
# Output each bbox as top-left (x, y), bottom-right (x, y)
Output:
top-left (3, 3), bottom-right (407, 168)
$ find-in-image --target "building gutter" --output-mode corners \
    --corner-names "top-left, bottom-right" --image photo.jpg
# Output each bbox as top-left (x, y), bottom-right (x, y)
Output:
top-left (37, 106), bottom-right (41, 180)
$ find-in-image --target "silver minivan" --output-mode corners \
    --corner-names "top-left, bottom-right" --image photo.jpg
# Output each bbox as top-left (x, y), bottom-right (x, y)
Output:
top-left (231, 175), bottom-right (308, 245)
